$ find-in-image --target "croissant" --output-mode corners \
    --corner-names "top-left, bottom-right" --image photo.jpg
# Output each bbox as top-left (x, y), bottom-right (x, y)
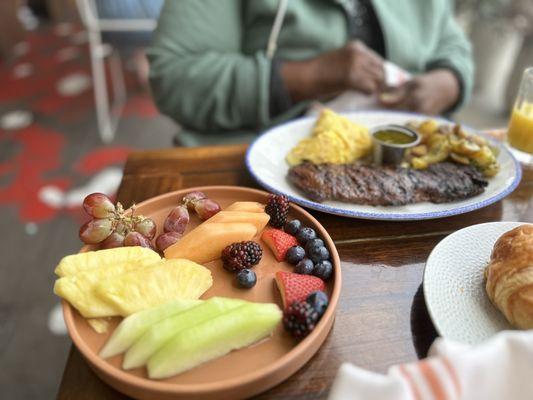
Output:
top-left (485, 224), bottom-right (533, 329)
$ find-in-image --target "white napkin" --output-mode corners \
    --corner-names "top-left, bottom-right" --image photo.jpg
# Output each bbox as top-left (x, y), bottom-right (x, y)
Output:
top-left (328, 330), bottom-right (533, 400)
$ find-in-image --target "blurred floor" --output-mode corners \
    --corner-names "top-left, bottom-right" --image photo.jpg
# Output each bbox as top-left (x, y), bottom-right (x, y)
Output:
top-left (0, 22), bottom-right (175, 399)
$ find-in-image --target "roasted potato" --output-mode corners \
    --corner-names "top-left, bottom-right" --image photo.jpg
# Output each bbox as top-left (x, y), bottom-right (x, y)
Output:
top-left (405, 120), bottom-right (500, 177)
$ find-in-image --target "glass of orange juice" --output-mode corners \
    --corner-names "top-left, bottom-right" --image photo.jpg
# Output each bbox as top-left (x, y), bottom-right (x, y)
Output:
top-left (507, 67), bottom-right (533, 166)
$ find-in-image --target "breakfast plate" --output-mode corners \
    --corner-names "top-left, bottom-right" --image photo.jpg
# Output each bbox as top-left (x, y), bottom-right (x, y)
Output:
top-left (423, 222), bottom-right (527, 345)
top-left (62, 186), bottom-right (341, 400)
top-left (246, 111), bottom-right (522, 220)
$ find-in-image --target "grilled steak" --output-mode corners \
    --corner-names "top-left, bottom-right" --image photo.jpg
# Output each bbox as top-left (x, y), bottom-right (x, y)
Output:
top-left (287, 162), bottom-right (488, 206)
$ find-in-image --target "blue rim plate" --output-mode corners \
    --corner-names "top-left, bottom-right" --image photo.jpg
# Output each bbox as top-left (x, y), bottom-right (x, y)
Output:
top-left (246, 111), bottom-right (522, 221)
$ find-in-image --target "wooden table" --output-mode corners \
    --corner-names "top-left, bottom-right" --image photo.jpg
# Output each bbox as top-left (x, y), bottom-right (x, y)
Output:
top-left (57, 144), bottom-right (532, 399)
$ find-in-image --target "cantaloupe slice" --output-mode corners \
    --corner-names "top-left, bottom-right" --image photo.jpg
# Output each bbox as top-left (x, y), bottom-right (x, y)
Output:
top-left (55, 247), bottom-right (161, 277)
top-left (164, 222), bottom-right (257, 263)
top-left (224, 201), bottom-right (265, 213)
top-left (208, 211), bottom-right (269, 233)
top-left (95, 259), bottom-right (212, 316)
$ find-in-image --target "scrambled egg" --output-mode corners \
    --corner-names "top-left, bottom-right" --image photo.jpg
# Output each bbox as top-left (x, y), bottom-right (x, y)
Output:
top-left (286, 109), bottom-right (372, 166)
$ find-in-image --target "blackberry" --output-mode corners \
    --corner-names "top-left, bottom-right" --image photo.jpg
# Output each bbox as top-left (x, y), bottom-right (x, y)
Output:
top-left (221, 241), bottom-right (262, 272)
top-left (283, 300), bottom-right (320, 339)
top-left (265, 194), bottom-right (290, 228)
top-left (307, 291), bottom-right (329, 316)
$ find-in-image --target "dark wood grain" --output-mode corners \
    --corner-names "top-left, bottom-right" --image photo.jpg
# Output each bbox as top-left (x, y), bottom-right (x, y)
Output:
top-left (57, 145), bottom-right (533, 400)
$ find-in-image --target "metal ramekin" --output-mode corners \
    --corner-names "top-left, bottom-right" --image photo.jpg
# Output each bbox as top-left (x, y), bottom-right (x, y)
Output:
top-left (371, 124), bottom-right (421, 165)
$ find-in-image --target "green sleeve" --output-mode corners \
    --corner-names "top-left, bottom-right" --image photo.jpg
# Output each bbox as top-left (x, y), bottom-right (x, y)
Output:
top-left (426, 1), bottom-right (475, 109)
top-left (147, 0), bottom-right (271, 132)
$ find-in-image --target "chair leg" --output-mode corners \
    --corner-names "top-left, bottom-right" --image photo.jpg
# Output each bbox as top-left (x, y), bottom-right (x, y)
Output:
top-left (87, 27), bottom-right (115, 143)
top-left (108, 50), bottom-right (127, 123)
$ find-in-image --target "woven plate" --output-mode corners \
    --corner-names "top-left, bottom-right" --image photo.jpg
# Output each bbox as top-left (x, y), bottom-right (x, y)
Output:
top-left (423, 222), bottom-right (530, 344)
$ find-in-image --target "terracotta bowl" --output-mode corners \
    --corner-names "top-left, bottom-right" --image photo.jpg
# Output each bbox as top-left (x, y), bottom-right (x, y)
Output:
top-left (62, 186), bottom-right (342, 400)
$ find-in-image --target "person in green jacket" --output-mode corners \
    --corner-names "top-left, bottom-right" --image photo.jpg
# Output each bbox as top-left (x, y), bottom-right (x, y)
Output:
top-left (148, 0), bottom-right (474, 146)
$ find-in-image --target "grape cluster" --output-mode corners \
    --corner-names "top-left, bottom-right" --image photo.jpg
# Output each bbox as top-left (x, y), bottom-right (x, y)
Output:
top-left (79, 193), bottom-right (157, 250)
top-left (154, 191), bottom-right (221, 251)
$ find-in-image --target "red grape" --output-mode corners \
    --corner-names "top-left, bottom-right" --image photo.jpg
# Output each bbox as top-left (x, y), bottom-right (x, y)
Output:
top-left (155, 231), bottom-right (182, 251)
top-left (182, 191), bottom-right (207, 210)
top-left (124, 231), bottom-right (153, 248)
top-left (194, 198), bottom-right (221, 220)
top-left (163, 205), bottom-right (189, 234)
top-left (83, 193), bottom-right (115, 218)
top-left (134, 217), bottom-right (156, 239)
top-left (100, 232), bottom-right (125, 249)
top-left (79, 218), bottom-right (113, 244)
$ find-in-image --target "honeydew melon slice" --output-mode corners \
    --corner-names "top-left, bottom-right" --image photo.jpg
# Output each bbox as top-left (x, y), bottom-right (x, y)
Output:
top-left (99, 298), bottom-right (202, 359)
top-left (147, 302), bottom-right (282, 379)
top-left (123, 297), bottom-right (245, 370)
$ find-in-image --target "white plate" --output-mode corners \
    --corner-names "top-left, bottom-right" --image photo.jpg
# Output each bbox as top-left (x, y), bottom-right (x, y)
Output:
top-left (246, 111), bottom-right (522, 220)
top-left (423, 222), bottom-right (530, 345)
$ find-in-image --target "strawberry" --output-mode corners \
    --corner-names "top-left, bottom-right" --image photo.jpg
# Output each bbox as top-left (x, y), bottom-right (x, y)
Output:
top-left (275, 271), bottom-right (325, 309)
top-left (262, 228), bottom-right (298, 262)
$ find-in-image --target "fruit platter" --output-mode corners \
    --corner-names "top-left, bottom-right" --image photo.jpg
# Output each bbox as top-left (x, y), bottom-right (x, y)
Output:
top-left (54, 186), bottom-right (341, 400)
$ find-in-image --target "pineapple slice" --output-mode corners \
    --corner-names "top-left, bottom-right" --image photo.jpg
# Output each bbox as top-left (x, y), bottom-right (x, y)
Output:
top-left (87, 318), bottom-right (110, 334)
top-left (55, 247), bottom-right (161, 277)
top-left (54, 260), bottom-right (154, 318)
top-left (95, 259), bottom-right (212, 316)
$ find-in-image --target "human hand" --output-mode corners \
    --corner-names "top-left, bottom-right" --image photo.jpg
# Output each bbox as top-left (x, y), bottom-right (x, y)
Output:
top-left (335, 40), bottom-right (385, 94)
top-left (378, 69), bottom-right (460, 115)
top-left (280, 40), bottom-right (385, 102)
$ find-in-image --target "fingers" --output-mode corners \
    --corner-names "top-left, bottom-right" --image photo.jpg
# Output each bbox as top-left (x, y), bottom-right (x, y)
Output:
top-left (358, 79), bottom-right (378, 95)
top-left (343, 40), bottom-right (385, 93)
top-left (379, 84), bottom-right (409, 107)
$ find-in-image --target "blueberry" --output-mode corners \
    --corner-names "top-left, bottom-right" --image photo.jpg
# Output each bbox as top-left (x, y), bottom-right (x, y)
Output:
top-left (313, 260), bottom-right (333, 280)
top-left (307, 291), bottom-right (329, 316)
top-left (286, 246), bottom-right (305, 265)
top-left (236, 269), bottom-right (257, 289)
top-left (295, 258), bottom-right (314, 275)
top-left (305, 238), bottom-right (324, 253)
top-left (284, 219), bottom-right (302, 236)
top-left (296, 227), bottom-right (317, 245)
top-left (308, 246), bottom-right (330, 263)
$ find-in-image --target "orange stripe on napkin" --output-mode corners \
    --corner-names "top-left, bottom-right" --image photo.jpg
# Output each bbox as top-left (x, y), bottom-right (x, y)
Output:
top-left (441, 356), bottom-right (461, 397)
top-left (398, 364), bottom-right (422, 400)
top-left (419, 360), bottom-right (447, 400)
